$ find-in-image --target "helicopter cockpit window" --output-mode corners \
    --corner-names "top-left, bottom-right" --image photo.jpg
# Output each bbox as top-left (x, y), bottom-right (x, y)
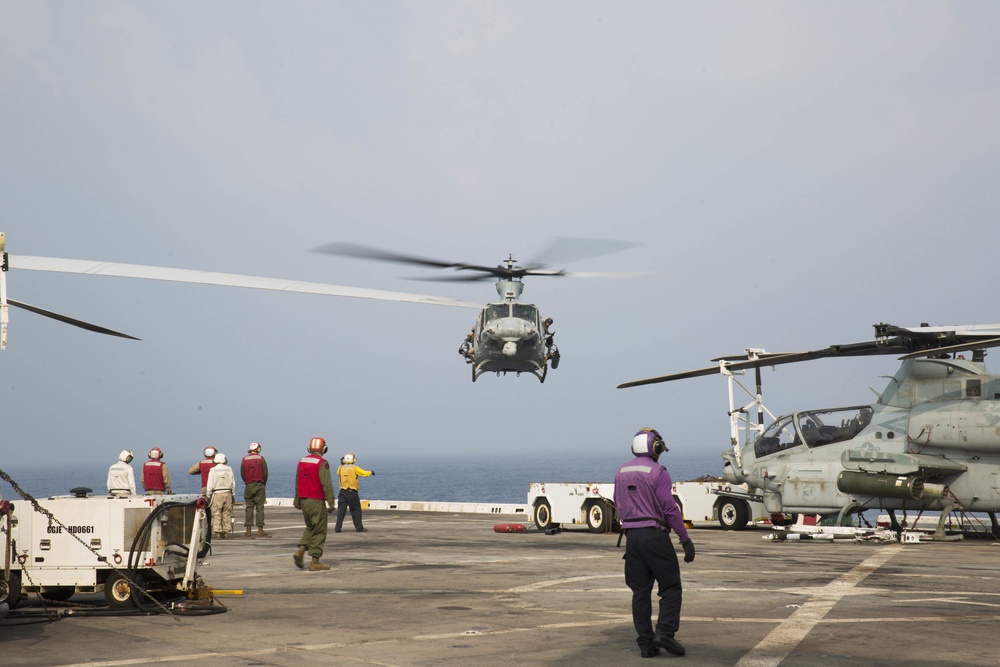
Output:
top-left (486, 304), bottom-right (509, 321)
top-left (512, 304), bottom-right (538, 323)
top-left (754, 416), bottom-right (799, 458)
top-left (796, 406), bottom-right (873, 447)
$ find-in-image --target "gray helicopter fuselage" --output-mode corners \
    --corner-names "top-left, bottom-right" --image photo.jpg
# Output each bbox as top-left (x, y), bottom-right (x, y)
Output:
top-left (723, 357), bottom-right (1000, 515)
top-left (469, 299), bottom-right (547, 378)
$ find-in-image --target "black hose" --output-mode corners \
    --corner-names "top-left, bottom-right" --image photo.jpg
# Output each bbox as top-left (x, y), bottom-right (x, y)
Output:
top-left (123, 499), bottom-right (216, 615)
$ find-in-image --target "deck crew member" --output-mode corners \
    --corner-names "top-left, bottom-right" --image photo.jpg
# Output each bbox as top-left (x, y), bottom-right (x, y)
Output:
top-left (107, 450), bottom-right (136, 497)
top-left (188, 446), bottom-right (218, 495)
top-left (293, 437), bottom-right (337, 571)
top-left (206, 452), bottom-right (235, 539)
top-left (142, 447), bottom-right (171, 495)
top-left (614, 428), bottom-right (695, 658)
top-left (335, 453), bottom-right (374, 533)
top-left (241, 442), bottom-right (270, 538)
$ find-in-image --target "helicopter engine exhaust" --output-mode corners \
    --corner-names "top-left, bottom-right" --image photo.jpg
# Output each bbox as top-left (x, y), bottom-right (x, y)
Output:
top-left (837, 471), bottom-right (924, 500)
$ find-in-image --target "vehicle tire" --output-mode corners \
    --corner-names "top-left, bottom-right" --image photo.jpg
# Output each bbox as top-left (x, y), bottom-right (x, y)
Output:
top-left (104, 571), bottom-right (142, 609)
top-left (718, 499), bottom-right (749, 531)
top-left (533, 499), bottom-right (557, 530)
top-left (42, 586), bottom-right (75, 602)
top-left (585, 500), bottom-right (612, 534)
top-left (0, 570), bottom-right (22, 609)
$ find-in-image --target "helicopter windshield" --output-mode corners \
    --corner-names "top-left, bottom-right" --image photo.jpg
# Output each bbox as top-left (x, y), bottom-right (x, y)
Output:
top-left (511, 304), bottom-right (538, 322)
top-left (485, 304), bottom-right (509, 320)
top-left (796, 407), bottom-right (873, 447)
top-left (754, 406), bottom-right (874, 458)
top-left (754, 416), bottom-right (799, 458)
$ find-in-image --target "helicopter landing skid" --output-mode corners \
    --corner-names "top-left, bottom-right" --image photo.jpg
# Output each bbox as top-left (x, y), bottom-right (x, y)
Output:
top-left (472, 361), bottom-right (547, 383)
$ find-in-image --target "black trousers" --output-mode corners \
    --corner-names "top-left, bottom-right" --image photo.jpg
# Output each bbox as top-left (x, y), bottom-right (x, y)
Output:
top-left (623, 527), bottom-right (682, 648)
top-left (335, 488), bottom-right (364, 531)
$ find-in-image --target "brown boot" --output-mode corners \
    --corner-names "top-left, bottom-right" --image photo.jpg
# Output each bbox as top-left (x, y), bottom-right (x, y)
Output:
top-left (309, 557), bottom-right (331, 571)
top-left (244, 527), bottom-right (253, 539)
top-left (293, 546), bottom-right (306, 569)
top-left (257, 527), bottom-right (271, 538)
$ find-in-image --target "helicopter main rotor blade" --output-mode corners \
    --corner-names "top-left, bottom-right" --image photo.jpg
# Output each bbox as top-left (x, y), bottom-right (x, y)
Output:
top-left (312, 242), bottom-right (509, 278)
top-left (898, 336), bottom-right (1000, 359)
top-left (526, 237), bottom-right (641, 268)
top-left (8, 255), bottom-right (483, 309)
top-left (618, 322), bottom-right (1000, 389)
top-left (617, 364), bottom-right (729, 388)
top-left (8, 299), bottom-right (140, 340)
top-left (560, 270), bottom-right (663, 279)
top-left (311, 242), bottom-right (464, 270)
top-left (406, 274), bottom-right (496, 283)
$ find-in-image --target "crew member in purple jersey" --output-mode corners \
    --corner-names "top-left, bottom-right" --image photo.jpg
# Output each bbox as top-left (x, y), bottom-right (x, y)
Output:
top-left (614, 427), bottom-right (695, 658)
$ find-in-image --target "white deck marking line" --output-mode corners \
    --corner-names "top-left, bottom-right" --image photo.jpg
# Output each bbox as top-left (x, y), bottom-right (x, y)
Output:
top-left (735, 543), bottom-right (903, 667)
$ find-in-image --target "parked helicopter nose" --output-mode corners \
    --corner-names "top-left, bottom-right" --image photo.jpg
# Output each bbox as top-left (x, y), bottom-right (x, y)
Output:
top-left (502, 342), bottom-right (517, 357)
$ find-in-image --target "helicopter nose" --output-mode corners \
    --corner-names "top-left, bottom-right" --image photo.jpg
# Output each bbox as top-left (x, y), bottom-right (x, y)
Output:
top-left (486, 318), bottom-right (537, 342)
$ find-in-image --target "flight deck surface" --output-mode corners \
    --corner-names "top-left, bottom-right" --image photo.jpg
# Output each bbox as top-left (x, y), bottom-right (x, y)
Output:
top-left (3, 507), bottom-right (998, 666)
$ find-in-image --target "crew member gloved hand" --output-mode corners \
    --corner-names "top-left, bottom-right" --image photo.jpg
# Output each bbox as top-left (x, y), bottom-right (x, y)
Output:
top-left (682, 540), bottom-right (695, 563)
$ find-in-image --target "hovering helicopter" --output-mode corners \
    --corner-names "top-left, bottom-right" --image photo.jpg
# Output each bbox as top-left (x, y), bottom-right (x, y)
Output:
top-left (618, 323), bottom-right (1000, 538)
top-left (0, 231), bottom-right (481, 349)
top-left (312, 239), bottom-right (645, 382)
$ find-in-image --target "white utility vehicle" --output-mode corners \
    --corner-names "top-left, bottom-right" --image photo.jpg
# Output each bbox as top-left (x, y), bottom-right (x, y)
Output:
top-left (527, 478), bottom-right (768, 533)
top-left (0, 488), bottom-right (209, 609)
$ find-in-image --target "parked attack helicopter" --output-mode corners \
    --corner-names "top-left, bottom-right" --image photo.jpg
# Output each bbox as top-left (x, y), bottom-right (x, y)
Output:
top-left (0, 231), bottom-right (481, 350)
top-left (312, 239), bottom-right (645, 382)
top-left (618, 323), bottom-right (1000, 537)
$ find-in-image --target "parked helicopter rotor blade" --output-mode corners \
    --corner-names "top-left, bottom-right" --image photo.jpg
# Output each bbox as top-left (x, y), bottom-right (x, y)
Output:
top-left (617, 364), bottom-right (729, 388)
top-left (619, 323), bottom-right (1000, 389)
top-left (8, 255), bottom-right (483, 310)
top-left (898, 336), bottom-right (1000, 360)
top-left (7, 299), bottom-right (140, 340)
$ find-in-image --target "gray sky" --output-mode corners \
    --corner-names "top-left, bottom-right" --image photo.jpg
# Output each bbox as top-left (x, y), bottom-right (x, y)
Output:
top-left (1, 2), bottom-right (998, 468)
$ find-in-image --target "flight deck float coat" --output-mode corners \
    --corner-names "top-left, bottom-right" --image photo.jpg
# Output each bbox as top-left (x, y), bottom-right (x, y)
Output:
top-left (614, 454), bottom-right (690, 651)
top-left (613, 456), bottom-right (689, 541)
top-left (207, 463), bottom-right (236, 535)
top-left (336, 463), bottom-right (372, 491)
top-left (107, 461), bottom-right (136, 496)
top-left (241, 454), bottom-right (268, 485)
top-left (142, 459), bottom-right (171, 494)
top-left (294, 454), bottom-right (337, 558)
top-left (189, 458), bottom-right (217, 493)
top-left (335, 463), bottom-right (373, 532)
top-left (241, 453), bottom-right (269, 529)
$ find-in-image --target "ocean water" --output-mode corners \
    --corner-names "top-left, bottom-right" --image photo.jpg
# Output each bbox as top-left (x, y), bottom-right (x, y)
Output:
top-left (0, 450), bottom-right (727, 504)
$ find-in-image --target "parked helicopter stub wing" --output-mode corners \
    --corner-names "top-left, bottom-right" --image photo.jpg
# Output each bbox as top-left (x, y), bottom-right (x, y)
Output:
top-left (7, 255), bottom-right (484, 309)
